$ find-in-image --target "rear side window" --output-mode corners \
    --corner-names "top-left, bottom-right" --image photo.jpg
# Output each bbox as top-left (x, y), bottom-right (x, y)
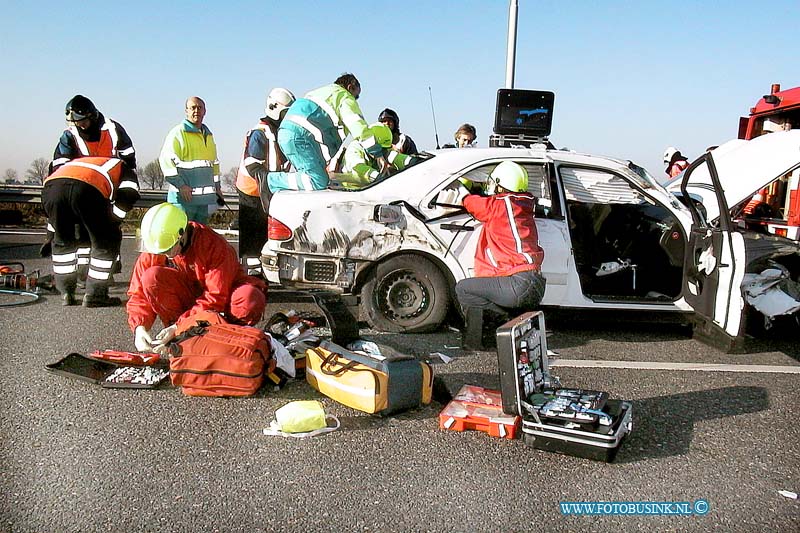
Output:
top-left (457, 161), bottom-right (559, 219)
top-left (560, 167), bottom-right (642, 204)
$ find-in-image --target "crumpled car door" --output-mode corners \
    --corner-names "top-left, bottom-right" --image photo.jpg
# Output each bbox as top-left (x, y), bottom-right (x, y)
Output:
top-left (680, 152), bottom-right (747, 352)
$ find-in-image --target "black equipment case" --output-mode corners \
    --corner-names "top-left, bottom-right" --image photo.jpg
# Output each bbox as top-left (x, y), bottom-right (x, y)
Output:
top-left (496, 311), bottom-right (633, 462)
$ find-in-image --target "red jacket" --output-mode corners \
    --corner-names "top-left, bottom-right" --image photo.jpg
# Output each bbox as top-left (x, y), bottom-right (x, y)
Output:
top-left (668, 159), bottom-right (689, 178)
top-left (463, 192), bottom-right (544, 277)
top-left (127, 222), bottom-right (267, 331)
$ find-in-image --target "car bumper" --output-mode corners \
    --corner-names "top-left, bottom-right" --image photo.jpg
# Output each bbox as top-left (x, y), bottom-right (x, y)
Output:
top-left (261, 251), bottom-right (360, 291)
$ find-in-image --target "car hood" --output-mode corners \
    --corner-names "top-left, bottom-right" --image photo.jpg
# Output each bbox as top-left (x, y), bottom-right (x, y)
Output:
top-left (670, 130), bottom-right (800, 221)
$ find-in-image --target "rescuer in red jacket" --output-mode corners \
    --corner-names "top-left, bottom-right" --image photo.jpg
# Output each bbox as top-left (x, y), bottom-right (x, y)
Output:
top-left (127, 203), bottom-right (267, 352)
top-left (455, 161), bottom-right (546, 350)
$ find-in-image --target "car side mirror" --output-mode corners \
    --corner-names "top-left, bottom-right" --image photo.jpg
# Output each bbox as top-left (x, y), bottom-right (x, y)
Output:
top-left (374, 204), bottom-right (403, 225)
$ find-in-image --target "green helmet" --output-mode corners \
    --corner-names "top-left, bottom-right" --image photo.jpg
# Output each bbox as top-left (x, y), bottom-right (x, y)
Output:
top-left (369, 122), bottom-right (393, 148)
top-left (140, 203), bottom-right (188, 253)
top-left (488, 161), bottom-right (528, 193)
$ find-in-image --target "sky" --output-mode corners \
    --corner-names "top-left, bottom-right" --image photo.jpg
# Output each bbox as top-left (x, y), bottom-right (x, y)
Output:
top-left (1, 0), bottom-right (799, 181)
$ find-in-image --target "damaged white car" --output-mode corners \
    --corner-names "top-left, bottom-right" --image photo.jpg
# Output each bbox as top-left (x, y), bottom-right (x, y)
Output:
top-left (261, 130), bottom-right (800, 351)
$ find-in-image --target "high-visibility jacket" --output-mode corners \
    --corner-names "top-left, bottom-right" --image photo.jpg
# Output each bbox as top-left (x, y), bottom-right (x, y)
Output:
top-left (463, 191), bottom-right (544, 278)
top-left (159, 120), bottom-right (220, 206)
top-left (126, 222), bottom-right (267, 331)
top-left (43, 156), bottom-right (140, 219)
top-left (236, 119), bottom-right (284, 197)
top-left (281, 83), bottom-right (382, 166)
top-left (51, 114), bottom-right (136, 172)
top-left (341, 141), bottom-right (415, 185)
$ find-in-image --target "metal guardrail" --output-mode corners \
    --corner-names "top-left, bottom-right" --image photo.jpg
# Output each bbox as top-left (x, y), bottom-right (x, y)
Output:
top-left (0, 185), bottom-right (239, 209)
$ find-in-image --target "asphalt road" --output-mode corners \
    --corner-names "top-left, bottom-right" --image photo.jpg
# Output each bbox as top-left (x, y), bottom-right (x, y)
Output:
top-left (1, 230), bottom-right (798, 533)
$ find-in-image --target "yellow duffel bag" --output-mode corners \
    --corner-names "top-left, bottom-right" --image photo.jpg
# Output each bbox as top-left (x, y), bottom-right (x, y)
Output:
top-left (306, 340), bottom-right (433, 416)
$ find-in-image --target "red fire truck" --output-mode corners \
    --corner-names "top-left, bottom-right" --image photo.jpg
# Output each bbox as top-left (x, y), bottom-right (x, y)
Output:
top-left (736, 83), bottom-right (800, 239)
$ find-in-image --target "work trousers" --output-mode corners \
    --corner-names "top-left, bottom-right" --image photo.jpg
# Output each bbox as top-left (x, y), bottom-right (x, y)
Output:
top-left (169, 202), bottom-right (210, 224)
top-left (41, 180), bottom-right (121, 298)
top-left (138, 265), bottom-right (266, 327)
top-left (268, 126), bottom-right (329, 193)
top-left (238, 191), bottom-right (267, 276)
top-left (455, 270), bottom-right (546, 315)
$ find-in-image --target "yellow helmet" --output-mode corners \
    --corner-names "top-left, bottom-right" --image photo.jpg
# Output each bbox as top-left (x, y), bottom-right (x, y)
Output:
top-left (369, 122), bottom-right (393, 148)
top-left (487, 161), bottom-right (528, 193)
top-left (140, 203), bottom-right (188, 253)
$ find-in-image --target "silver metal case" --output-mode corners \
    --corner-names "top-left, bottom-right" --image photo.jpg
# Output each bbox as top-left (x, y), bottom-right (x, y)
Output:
top-left (495, 311), bottom-right (633, 462)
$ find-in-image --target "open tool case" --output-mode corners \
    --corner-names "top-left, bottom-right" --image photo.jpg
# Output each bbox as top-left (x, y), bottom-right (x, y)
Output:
top-left (45, 352), bottom-right (170, 389)
top-left (496, 311), bottom-right (633, 462)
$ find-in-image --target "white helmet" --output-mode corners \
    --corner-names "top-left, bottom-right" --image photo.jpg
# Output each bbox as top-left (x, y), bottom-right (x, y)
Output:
top-left (663, 146), bottom-right (678, 166)
top-left (265, 88), bottom-right (295, 120)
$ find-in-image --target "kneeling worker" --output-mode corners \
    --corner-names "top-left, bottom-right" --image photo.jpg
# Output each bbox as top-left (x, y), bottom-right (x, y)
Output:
top-left (455, 162), bottom-right (546, 350)
top-left (128, 203), bottom-right (267, 352)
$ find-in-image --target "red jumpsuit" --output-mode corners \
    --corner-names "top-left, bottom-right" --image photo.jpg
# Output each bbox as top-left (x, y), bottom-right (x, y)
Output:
top-left (126, 222), bottom-right (267, 331)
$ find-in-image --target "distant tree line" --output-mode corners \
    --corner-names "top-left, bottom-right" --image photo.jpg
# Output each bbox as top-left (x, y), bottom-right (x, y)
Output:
top-left (2, 158), bottom-right (49, 185)
top-left (3, 159), bottom-right (239, 192)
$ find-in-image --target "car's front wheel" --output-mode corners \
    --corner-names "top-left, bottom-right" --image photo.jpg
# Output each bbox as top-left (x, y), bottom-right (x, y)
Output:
top-left (360, 255), bottom-right (450, 333)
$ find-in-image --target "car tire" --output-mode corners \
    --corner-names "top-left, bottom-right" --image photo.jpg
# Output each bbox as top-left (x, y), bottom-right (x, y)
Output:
top-left (360, 255), bottom-right (450, 333)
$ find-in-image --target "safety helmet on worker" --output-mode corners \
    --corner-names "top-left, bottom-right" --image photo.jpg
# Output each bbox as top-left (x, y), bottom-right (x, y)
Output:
top-left (378, 108), bottom-right (400, 133)
top-left (265, 88), bottom-right (296, 121)
top-left (487, 161), bottom-right (528, 194)
top-left (369, 122), bottom-right (393, 149)
top-left (140, 203), bottom-right (188, 254)
top-left (663, 146), bottom-right (679, 166)
top-left (65, 95), bottom-right (98, 122)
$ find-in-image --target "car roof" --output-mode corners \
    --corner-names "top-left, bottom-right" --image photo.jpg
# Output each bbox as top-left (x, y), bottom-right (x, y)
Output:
top-left (421, 146), bottom-right (630, 173)
top-left (360, 146), bottom-right (640, 201)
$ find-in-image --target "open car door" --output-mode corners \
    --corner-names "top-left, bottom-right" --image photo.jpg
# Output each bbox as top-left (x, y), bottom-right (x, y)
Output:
top-left (680, 152), bottom-right (747, 352)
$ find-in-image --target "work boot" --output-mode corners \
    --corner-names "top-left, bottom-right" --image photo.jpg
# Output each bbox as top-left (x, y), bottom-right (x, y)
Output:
top-left (82, 293), bottom-right (122, 308)
top-left (62, 292), bottom-right (77, 306)
top-left (481, 310), bottom-right (510, 350)
top-left (462, 308), bottom-right (509, 351)
top-left (461, 307), bottom-right (485, 351)
top-left (39, 239), bottom-right (52, 258)
top-left (77, 265), bottom-right (88, 290)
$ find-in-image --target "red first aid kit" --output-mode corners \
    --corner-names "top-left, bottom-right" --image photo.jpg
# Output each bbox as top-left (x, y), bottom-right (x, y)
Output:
top-left (46, 352), bottom-right (170, 389)
top-left (439, 385), bottom-right (521, 440)
top-left (175, 309), bottom-right (228, 334)
top-left (168, 323), bottom-right (275, 397)
top-left (89, 350), bottom-right (161, 366)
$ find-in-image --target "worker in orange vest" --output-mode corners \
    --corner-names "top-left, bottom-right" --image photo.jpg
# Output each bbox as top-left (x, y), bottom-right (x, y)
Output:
top-left (50, 95), bottom-right (136, 173)
top-left (235, 87), bottom-right (295, 275)
top-left (42, 157), bottom-right (140, 306)
top-left (43, 95), bottom-right (136, 274)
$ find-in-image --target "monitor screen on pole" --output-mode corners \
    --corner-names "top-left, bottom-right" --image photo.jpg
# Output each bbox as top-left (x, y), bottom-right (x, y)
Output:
top-left (494, 89), bottom-right (555, 137)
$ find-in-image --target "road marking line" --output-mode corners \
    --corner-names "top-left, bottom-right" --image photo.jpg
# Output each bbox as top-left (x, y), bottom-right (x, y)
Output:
top-left (550, 359), bottom-right (800, 374)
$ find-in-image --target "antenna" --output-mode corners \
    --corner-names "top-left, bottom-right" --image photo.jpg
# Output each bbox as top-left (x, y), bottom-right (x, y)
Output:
top-left (428, 86), bottom-right (441, 149)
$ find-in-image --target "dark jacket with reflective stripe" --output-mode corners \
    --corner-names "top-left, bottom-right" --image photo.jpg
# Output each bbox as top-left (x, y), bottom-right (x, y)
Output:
top-left (50, 113), bottom-right (136, 173)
